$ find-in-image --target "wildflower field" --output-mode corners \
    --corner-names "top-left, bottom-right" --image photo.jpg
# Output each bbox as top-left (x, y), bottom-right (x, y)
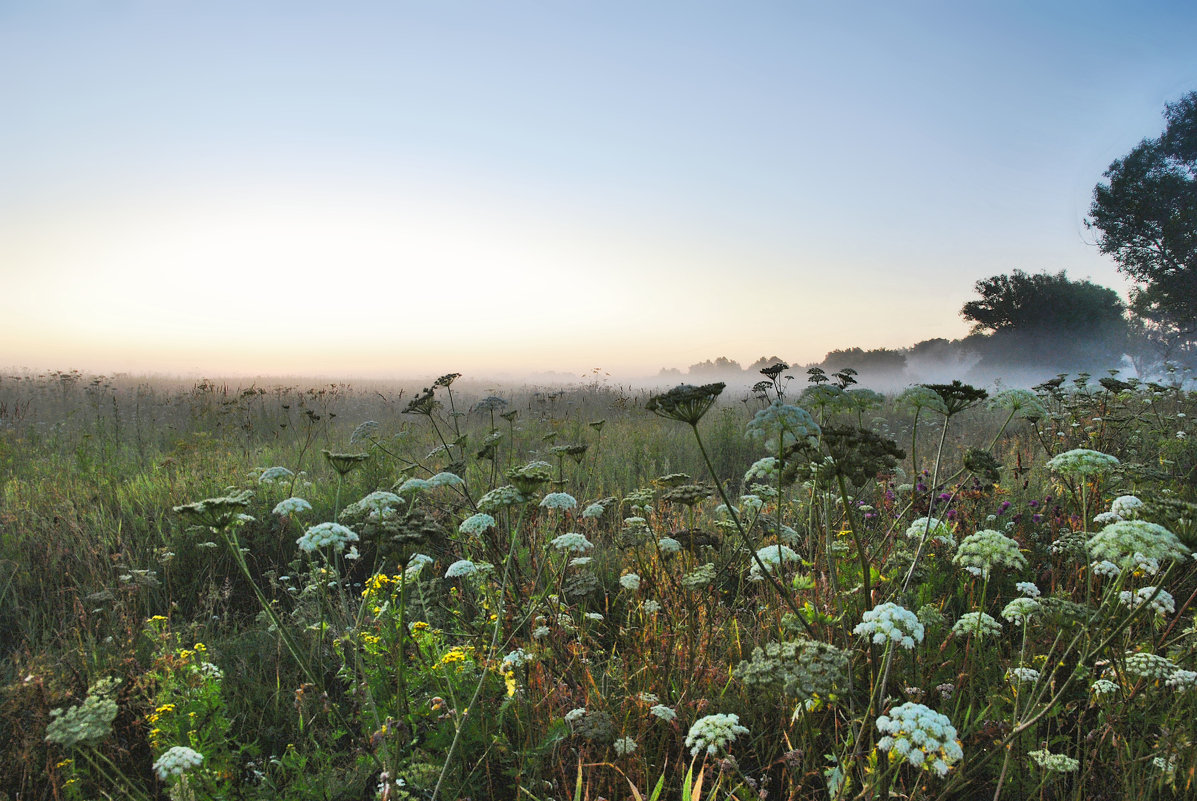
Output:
top-left (2, 368), bottom-right (1196, 800)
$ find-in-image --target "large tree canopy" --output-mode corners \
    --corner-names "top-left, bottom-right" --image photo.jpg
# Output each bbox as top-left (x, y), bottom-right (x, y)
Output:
top-left (960, 270), bottom-right (1128, 370)
top-left (1089, 91), bottom-right (1197, 362)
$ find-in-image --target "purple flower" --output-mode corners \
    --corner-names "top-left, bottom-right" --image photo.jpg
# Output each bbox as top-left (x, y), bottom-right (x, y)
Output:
top-left (999, 501), bottom-right (1011, 512)
top-left (938, 493), bottom-right (952, 502)
top-left (1031, 514), bottom-right (1042, 523)
top-left (1028, 500), bottom-right (1039, 509)
top-left (946, 509), bottom-right (958, 520)
top-left (916, 483), bottom-right (927, 492)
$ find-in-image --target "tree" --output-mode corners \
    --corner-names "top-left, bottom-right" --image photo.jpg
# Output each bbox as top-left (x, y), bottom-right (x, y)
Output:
top-left (1089, 91), bottom-right (1197, 364)
top-left (960, 270), bottom-right (1128, 370)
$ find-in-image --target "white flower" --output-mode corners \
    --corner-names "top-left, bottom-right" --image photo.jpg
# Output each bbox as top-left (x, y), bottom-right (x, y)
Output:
top-left (951, 612), bottom-right (1002, 639)
top-left (297, 522), bottom-right (359, 553)
top-left (619, 573), bottom-right (641, 591)
top-left (1046, 448), bottom-right (1120, 477)
top-left (746, 400), bottom-right (820, 453)
top-left (404, 553), bottom-right (433, 579)
top-left (739, 495), bottom-right (764, 516)
top-left (445, 559), bottom-right (479, 579)
top-left (744, 457), bottom-right (779, 485)
top-left (750, 544), bottom-right (800, 578)
top-left (396, 478), bottom-right (433, 495)
top-left (458, 513), bottom-right (496, 536)
top-left (650, 704), bottom-right (676, 721)
top-left (1119, 587), bottom-right (1175, 616)
top-left (685, 713), bottom-right (749, 756)
top-left (1130, 552), bottom-right (1160, 576)
top-left (584, 612), bottom-right (603, 621)
top-left (1006, 667), bottom-right (1041, 684)
top-left (1110, 495), bottom-right (1144, 519)
top-left (854, 602), bottom-right (924, 650)
top-left (953, 530), bottom-right (1026, 578)
top-left (1091, 560), bottom-right (1121, 578)
top-left (1001, 598), bottom-right (1039, 624)
top-left (1124, 651), bottom-right (1178, 680)
top-left (1093, 511), bottom-right (1122, 526)
top-left (153, 746), bottom-right (204, 780)
top-left (1015, 581), bottom-right (1041, 598)
top-left (569, 557), bottom-right (593, 568)
top-left (613, 736), bottom-right (637, 756)
top-left (551, 533), bottom-right (593, 552)
top-left (875, 703), bottom-right (962, 776)
top-left (344, 545), bottom-right (361, 561)
top-left (657, 537), bottom-right (681, 554)
top-left (1089, 520), bottom-right (1188, 567)
top-left (564, 707), bottom-right (587, 722)
top-left (273, 497), bottom-right (312, 517)
top-left (988, 389), bottom-right (1047, 419)
top-left (1028, 749), bottom-right (1079, 773)
top-left (428, 472), bottom-right (464, 488)
top-left (1166, 669), bottom-right (1197, 690)
top-left (643, 600), bottom-right (662, 614)
top-left (258, 466), bottom-right (294, 484)
top-left (1090, 678), bottom-right (1119, 696)
top-left (905, 517), bottom-right (955, 547)
top-left (582, 502), bottom-right (606, 519)
top-left (540, 492), bottom-right (578, 511)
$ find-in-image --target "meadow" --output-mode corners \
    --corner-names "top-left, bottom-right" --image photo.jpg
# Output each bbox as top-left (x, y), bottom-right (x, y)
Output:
top-left (1, 366), bottom-right (1195, 800)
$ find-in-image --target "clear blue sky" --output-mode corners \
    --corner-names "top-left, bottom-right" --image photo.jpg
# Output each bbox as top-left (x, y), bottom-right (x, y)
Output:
top-left (2, 1), bottom-right (1195, 378)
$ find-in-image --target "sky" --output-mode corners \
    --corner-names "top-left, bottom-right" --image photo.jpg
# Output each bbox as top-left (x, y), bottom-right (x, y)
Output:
top-left (2, 1), bottom-right (1195, 381)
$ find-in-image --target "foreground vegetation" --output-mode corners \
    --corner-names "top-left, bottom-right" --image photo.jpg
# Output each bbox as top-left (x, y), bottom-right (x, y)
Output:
top-left (2, 366), bottom-right (1196, 800)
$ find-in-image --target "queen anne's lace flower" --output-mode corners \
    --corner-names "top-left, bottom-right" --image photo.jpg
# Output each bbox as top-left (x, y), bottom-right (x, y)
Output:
top-left (551, 533), bottom-right (593, 552)
top-left (445, 559), bottom-right (479, 579)
top-left (1090, 678), bottom-right (1119, 696)
top-left (273, 497), bottom-right (312, 517)
top-left (1091, 560), bottom-right (1121, 578)
top-left (1110, 495), bottom-right (1144, 519)
top-left (619, 573), bottom-right (641, 591)
top-left (1046, 448), bottom-right (1120, 477)
top-left (582, 502), bottom-right (606, 519)
top-left (854, 602), bottom-right (924, 650)
top-left (875, 702), bottom-right (962, 777)
top-left (650, 704), bottom-right (676, 721)
top-left (1001, 598), bottom-right (1040, 624)
top-left (297, 522), bottom-right (359, 553)
top-left (744, 457), bottom-right (780, 485)
top-left (1166, 669), bottom-right (1197, 690)
top-left (746, 400), bottom-right (820, 452)
top-left (685, 713), bottom-right (749, 756)
top-left (428, 472), bottom-right (464, 488)
top-left (905, 517), bottom-right (955, 547)
top-left (953, 530), bottom-right (1026, 578)
top-left (258, 466), bottom-right (294, 484)
top-left (458, 513), bottom-right (496, 536)
top-left (1007, 667), bottom-right (1041, 683)
top-left (478, 485), bottom-right (527, 512)
top-left (988, 389), bottom-right (1047, 419)
top-left (750, 544), bottom-right (800, 578)
top-left (1119, 587), bottom-right (1175, 616)
top-left (44, 678), bottom-right (120, 747)
top-left (952, 612), bottom-right (1002, 639)
top-left (613, 736), bottom-right (637, 756)
top-left (657, 537), bottom-right (681, 554)
top-left (1028, 749), bottom-right (1079, 772)
top-left (1124, 651), bottom-right (1179, 680)
top-left (153, 746), bottom-right (204, 780)
top-left (396, 478), bottom-right (433, 495)
top-left (540, 492), bottom-right (577, 511)
top-left (1016, 581), bottom-right (1041, 598)
top-left (1088, 521), bottom-right (1188, 567)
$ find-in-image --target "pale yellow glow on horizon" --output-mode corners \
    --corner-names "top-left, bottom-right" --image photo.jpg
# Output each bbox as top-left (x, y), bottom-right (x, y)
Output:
top-left (2, 178), bottom-right (973, 379)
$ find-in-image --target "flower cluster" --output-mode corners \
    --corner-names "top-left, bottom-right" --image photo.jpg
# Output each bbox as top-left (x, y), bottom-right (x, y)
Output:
top-left (1028, 749), bottom-right (1079, 773)
top-left (1124, 651), bottom-right (1179, 680)
top-left (951, 612), bottom-right (1002, 639)
top-left (875, 702), bottom-right (963, 777)
top-left (458, 513), bottom-right (495, 536)
top-left (153, 745), bottom-right (204, 781)
top-left (551, 533), bottom-right (593, 552)
top-left (685, 713), bottom-right (750, 756)
top-left (619, 573), bottom-right (641, 591)
top-left (1046, 448), bottom-right (1120, 477)
top-left (953, 530), bottom-right (1026, 578)
top-left (1001, 597), bottom-right (1040, 624)
top-left (1119, 587), bottom-right (1175, 616)
top-left (444, 559), bottom-right (480, 579)
top-left (854, 602), bottom-right (924, 650)
top-left (1088, 520), bottom-right (1189, 567)
top-left (1110, 495), bottom-right (1145, 519)
top-left (272, 497), bottom-right (312, 517)
top-left (296, 522), bottom-right (359, 553)
top-left (44, 678), bottom-right (120, 748)
top-left (905, 517), bottom-right (956, 547)
top-left (539, 492), bottom-right (577, 511)
top-left (1007, 667), bottom-right (1041, 684)
top-left (258, 466), bottom-right (294, 484)
top-left (988, 389), bottom-right (1047, 419)
top-left (478, 485), bottom-right (527, 512)
top-left (750, 544), bottom-right (800, 578)
top-left (746, 400), bottom-right (820, 453)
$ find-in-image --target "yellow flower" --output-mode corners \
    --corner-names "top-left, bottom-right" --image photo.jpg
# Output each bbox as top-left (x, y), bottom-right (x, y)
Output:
top-left (155, 703), bottom-right (176, 714)
top-left (410, 621), bottom-right (430, 634)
